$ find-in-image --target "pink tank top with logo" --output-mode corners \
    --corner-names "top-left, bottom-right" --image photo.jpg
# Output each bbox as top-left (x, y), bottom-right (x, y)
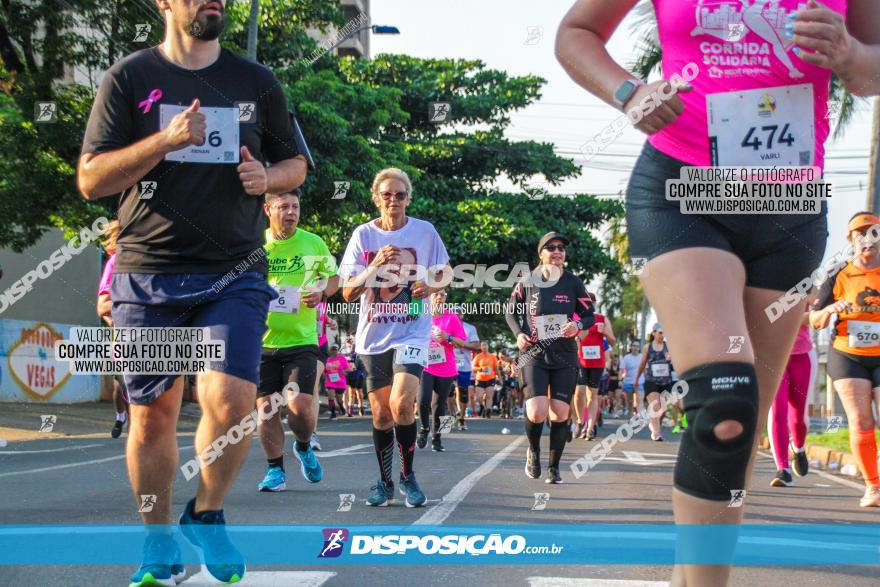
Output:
top-left (649, 0), bottom-right (846, 169)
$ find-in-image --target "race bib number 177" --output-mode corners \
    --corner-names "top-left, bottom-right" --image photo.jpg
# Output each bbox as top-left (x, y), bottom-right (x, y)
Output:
top-left (159, 104), bottom-right (240, 164)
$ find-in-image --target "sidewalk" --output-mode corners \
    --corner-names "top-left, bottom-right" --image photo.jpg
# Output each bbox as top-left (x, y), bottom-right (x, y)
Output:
top-left (0, 401), bottom-right (200, 442)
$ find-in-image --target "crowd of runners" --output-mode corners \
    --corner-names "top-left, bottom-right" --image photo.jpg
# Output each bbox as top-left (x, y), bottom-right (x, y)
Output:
top-left (71, 0), bottom-right (880, 585)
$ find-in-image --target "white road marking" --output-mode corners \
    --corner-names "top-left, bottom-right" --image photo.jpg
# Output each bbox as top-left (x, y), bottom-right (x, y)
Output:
top-left (622, 451), bottom-right (676, 465)
top-left (0, 443), bottom-right (101, 454)
top-left (180, 571), bottom-right (335, 586)
top-left (528, 578), bottom-right (667, 587)
top-left (319, 444), bottom-right (372, 458)
top-left (413, 437), bottom-right (524, 526)
top-left (0, 445), bottom-right (194, 478)
top-left (757, 451), bottom-right (865, 491)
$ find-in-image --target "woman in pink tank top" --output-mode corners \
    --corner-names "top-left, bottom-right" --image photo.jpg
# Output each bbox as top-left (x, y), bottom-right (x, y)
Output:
top-left (557, 1), bottom-right (880, 583)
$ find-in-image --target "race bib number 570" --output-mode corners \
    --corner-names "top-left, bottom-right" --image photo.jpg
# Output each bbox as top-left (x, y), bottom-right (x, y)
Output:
top-left (159, 104), bottom-right (240, 164)
top-left (848, 321), bottom-right (880, 348)
top-left (707, 84), bottom-right (814, 167)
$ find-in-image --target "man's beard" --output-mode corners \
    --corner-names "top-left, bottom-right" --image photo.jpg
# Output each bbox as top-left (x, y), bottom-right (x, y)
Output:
top-left (186, 13), bottom-right (224, 40)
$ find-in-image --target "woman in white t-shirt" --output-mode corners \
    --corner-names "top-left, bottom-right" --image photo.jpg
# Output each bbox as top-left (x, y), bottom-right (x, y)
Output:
top-left (340, 168), bottom-right (450, 508)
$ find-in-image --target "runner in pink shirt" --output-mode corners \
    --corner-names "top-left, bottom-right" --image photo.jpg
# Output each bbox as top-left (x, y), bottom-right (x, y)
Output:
top-left (96, 220), bottom-right (129, 439)
top-left (418, 290), bottom-right (468, 452)
top-left (324, 344), bottom-right (351, 421)
top-left (557, 1), bottom-right (880, 583)
top-left (768, 305), bottom-right (816, 487)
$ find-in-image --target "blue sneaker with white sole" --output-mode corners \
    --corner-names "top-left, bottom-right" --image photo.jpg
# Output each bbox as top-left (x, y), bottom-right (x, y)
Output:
top-left (399, 473), bottom-right (427, 507)
top-left (129, 532), bottom-right (186, 586)
top-left (257, 466), bottom-right (287, 492)
top-left (179, 498), bottom-right (245, 584)
top-left (366, 480), bottom-right (394, 506)
top-left (294, 444), bottom-right (323, 483)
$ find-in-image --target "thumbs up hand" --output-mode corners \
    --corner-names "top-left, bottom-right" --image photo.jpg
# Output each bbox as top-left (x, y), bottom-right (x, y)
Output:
top-left (238, 145), bottom-right (267, 195)
top-left (160, 99), bottom-right (206, 150)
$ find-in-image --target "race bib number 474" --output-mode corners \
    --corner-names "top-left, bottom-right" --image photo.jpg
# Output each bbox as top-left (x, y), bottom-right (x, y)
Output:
top-left (707, 84), bottom-right (814, 167)
top-left (159, 104), bottom-right (240, 164)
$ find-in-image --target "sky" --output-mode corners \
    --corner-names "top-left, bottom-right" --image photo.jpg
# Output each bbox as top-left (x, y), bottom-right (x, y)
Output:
top-left (370, 0), bottom-right (872, 263)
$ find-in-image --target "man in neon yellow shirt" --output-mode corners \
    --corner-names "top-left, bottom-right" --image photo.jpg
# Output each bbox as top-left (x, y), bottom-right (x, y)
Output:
top-left (257, 190), bottom-right (339, 491)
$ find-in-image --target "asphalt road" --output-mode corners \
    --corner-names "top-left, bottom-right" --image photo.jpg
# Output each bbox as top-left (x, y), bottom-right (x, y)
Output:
top-left (0, 410), bottom-right (877, 586)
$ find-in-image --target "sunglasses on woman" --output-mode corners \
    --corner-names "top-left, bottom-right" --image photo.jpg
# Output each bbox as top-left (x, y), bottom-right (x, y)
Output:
top-left (543, 244), bottom-right (566, 252)
top-left (379, 191), bottom-right (408, 201)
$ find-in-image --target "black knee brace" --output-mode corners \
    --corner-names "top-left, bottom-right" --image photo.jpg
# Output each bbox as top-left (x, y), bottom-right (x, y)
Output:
top-left (674, 362), bottom-right (758, 501)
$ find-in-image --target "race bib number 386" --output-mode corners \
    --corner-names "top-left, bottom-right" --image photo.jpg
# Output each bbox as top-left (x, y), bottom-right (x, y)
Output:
top-left (707, 84), bottom-right (814, 167)
top-left (159, 104), bottom-right (240, 164)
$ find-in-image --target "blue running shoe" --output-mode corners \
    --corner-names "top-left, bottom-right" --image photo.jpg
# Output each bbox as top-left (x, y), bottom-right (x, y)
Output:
top-left (399, 473), bottom-right (427, 508)
top-left (257, 466), bottom-right (287, 492)
top-left (129, 532), bottom-right (185, 586)
top-left (366, 480), bottom-right (394, 506)
top-left (294, 443), bottom-right (323, 483)
top-left (179, 498), bottom-right (245, 584)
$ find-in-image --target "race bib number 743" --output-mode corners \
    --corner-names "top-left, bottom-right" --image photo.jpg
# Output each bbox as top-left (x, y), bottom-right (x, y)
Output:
top-left (159, 104), bottom-right (240, 164)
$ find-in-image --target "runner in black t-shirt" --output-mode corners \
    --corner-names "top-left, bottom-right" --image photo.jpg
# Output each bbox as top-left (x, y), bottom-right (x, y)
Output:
top-left (77, 2), bottom-right (306, 584)
top-left (506, 232), bottom-right (595, 484)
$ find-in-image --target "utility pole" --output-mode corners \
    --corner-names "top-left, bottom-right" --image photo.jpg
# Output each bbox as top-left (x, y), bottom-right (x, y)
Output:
top-left (246, 0), bottom-right (260, 61)
top-left (866, 97), bottom-right (880, 212)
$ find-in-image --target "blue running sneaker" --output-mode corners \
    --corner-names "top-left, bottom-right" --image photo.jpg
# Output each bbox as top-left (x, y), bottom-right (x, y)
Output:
top-left (294, 443), bottom-right (323, 483)
top-left (366, 480), bottom-right (394, 506)
top-left (257, 466), bottom-right (287, 492)
top-left (399, 473), bottom-right (427, 508)
top-left (129, 532), bottom-right (185, 587)
top-left (179, 498), bottom-right (245, 584)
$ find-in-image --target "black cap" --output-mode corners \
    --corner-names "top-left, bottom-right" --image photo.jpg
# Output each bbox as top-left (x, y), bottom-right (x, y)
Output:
top-left (537, 231), bottom-right (569, 253)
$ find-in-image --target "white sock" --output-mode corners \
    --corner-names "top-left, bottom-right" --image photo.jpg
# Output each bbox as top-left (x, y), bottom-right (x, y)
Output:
top-left (116, 412), bottom-right (126, 423)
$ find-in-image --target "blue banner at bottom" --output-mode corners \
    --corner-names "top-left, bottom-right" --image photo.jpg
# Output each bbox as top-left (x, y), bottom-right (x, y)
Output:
top-left (0, 524), bottom-right (878, 565)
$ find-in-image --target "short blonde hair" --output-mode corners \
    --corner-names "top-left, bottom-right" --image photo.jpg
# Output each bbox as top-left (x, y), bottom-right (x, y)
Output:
top-left (371, 168), bottom-right (413, 198)
top-left (103, 220), bottom-right (121, 252)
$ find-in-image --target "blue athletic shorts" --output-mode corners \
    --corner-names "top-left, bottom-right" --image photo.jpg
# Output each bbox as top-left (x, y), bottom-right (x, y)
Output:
top-left (622, 382), bottom-right (635, 393)
top-left (456, 371), bottom-right (472, 390)
top-left (110, 272), bottom-right (275, 405)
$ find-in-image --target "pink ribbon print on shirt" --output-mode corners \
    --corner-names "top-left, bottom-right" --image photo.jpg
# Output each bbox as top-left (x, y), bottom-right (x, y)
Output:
top-left (138, 89), bottom-right (162, 114)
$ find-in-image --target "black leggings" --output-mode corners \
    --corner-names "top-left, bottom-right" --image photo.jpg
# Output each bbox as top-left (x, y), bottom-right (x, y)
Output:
top-left (419, 372), bottom-right (455, 436)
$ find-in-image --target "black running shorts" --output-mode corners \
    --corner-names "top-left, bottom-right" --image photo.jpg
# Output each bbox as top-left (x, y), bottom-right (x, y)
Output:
top-left (827, 347), bottom-right (880, 387)
top-left (258, 345), bottom-right (318, 398)
top-left (360, 348), bottom-right (424, 393)
top-left (626, 142), bottom-right (827, 292)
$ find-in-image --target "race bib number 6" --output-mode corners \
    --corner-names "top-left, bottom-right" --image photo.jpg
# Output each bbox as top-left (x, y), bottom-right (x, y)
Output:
top-left (159, 104), bottom-right (240, 164)
top-left (848, 321), bottom-right (880, 348)
top-left (535, 314), bottom-right (567, 342)
top-left (268, 286), bottom-right (300, 314)
top-left (707, 84), bottom-right (814, 167)
top-left (394, 345), bottom-right (428, 368)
